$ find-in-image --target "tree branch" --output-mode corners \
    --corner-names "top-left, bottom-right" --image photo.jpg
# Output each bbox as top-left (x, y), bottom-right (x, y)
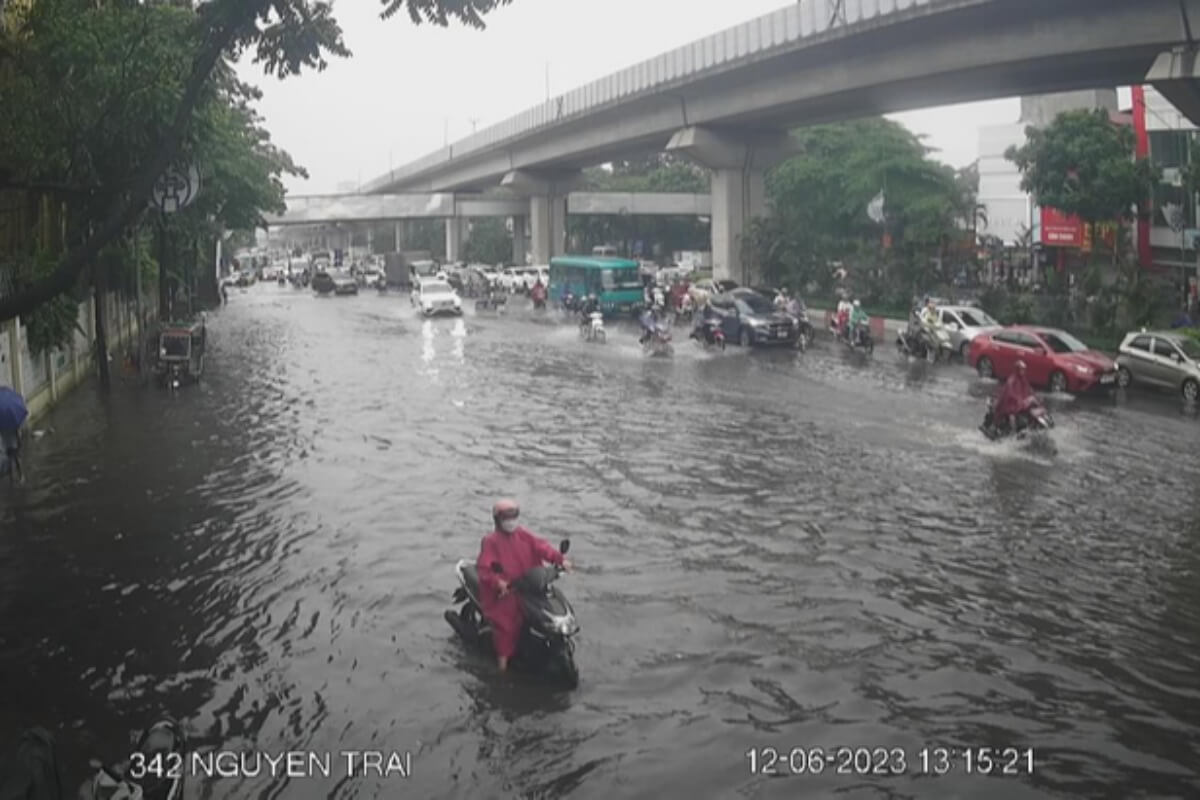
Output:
top-left (0, 2), bottom-right (268, 323)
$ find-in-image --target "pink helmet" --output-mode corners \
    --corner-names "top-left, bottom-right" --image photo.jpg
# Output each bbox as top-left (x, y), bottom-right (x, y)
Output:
top-left (492, 498), bottom-right (520, 523)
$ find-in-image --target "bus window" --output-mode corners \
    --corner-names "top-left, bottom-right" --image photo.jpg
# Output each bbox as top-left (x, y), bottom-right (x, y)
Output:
top-left (592, 245), bottom-right (617, 257)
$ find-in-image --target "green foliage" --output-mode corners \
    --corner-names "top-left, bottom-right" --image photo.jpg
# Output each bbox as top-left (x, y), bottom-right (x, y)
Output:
top-left (1005, 109), bottom-right (1159, 224)
top-left (572, 155), bottom-right (708, 256)
top-left (462, 218), bottom-right (510, 264)
top-left (0, 0), bottom-right (514, 323)
top-left (19, 251), bottom-right (78, 355)
top-left (405, 220), bottom-right (445, 258)
top-left (745, 118), bottom-right (970, 292)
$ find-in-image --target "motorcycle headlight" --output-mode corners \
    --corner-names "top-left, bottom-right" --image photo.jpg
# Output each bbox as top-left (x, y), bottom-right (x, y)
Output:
top-left (551, 615), bottom-right (574, 635)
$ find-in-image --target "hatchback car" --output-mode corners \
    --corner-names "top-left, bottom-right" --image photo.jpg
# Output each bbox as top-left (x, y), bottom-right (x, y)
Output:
top-left (1115, 330), bottom-right (1200, 401)
top-left (968, 326), bottom-right (1117, 394)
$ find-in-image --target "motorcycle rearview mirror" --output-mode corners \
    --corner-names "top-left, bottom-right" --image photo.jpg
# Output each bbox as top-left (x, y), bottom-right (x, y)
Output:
top-left (491, 562), bottom-right (504, 574)
top-left (560, 539), bottom-right (571, 554)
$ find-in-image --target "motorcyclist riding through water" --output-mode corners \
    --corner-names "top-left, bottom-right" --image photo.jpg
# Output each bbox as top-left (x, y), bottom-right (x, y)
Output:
top-left (579, 293), bottom-right (600, 321)
top-left (835, 293), bottom-right (852, 334)
top-left (476, 499), bottom-right (572, 673)
top-left (639, 306), bottom-right (659, 344)
top-left (984, 359), bottom-right (1037, 433)
top-left (847, 299), bottom-right (869, 342)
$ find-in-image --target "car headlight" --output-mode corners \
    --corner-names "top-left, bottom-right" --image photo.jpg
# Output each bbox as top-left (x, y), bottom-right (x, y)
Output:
top-left (453, 298), bottom-right (461, 306)
top-left (1073, 365), bottom-right (1091, 375)
top-left (747, 318), bottom-right (764, 326)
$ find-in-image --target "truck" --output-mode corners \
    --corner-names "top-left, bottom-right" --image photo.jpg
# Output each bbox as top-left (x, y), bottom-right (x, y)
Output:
top-left (383, 250), bottom-right (433, 289)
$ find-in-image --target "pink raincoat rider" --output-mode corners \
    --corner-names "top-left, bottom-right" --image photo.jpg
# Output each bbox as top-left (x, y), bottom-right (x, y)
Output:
top-left (993, 360), bottom-right (1035, 419)
top-left (476, 499), bottom-right (570, 671)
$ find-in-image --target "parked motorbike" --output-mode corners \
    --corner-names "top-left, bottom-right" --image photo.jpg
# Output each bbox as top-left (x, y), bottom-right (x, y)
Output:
top-left (979, 396), bottom-right (1055, 441)
top-left (690, 317), bottom-right (726, 350)
top-left (580, 311), bottom-right (606, 343)
top-left (443, 539), bottom-right (580, 688)
top-left (897, 324), bottom-right (953, 363)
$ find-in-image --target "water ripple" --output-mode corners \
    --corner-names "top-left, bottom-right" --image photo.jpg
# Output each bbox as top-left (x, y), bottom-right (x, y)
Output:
top-left (0, 288), bottom-right (1197, 798)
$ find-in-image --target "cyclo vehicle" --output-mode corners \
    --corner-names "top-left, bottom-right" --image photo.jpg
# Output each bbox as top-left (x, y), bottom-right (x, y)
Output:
top-left (155, 317), bottom-right (206, 389)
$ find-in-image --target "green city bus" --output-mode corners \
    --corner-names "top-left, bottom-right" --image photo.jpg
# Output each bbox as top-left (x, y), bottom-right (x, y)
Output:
top-left (548, 255), bottom-right (644, 315)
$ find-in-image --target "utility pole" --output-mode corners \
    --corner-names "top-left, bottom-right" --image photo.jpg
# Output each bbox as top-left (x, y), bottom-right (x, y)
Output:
top-left (545, 62), bottom-right (550, 102)
top-left (443, 118), bottom-right (449, 147)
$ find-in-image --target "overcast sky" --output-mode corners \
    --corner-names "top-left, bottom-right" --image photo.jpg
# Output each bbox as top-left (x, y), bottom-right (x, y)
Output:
top-left (237, 0), bottom-right (1032, 196)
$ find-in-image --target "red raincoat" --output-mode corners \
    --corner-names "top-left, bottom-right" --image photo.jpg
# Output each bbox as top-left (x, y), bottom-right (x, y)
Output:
top-left (476, 526), bottom-right (565, 659)
top-left (994, 372), bottom-right (1035, 418)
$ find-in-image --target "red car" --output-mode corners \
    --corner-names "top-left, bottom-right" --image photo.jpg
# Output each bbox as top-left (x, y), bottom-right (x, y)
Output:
top-left (968, 325), bottom-right (1117, 394)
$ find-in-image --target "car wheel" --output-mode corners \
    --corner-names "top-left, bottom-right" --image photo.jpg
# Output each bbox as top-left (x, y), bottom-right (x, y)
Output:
top-left (1183, 378), bottom-right (1199, 402)
top-left (976, 356), bottom-right (994, 378)
top-left (739, 327), bottom-right (753, 347)
top-left (1049, 370), bottom-right (1068, 394)
top-left (1117, 366), bottom-right (1133, 388)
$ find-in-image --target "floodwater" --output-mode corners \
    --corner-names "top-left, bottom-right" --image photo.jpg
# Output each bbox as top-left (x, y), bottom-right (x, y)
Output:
top-left (2, 284), bottom-right (1198, 800)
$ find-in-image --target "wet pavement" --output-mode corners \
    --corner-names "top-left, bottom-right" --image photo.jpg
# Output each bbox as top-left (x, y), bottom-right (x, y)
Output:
top-left (2, 284), bottom-right (1199, 799)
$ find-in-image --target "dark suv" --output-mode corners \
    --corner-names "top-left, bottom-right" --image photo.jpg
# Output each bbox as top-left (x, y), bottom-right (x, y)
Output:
top-left (711, 291), bottom-right (798, 347)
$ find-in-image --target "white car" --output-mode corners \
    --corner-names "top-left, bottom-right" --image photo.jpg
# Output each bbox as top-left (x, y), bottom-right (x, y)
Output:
top-left (497, 267), bottom-right (526, 292)
top-left (414, 280), bottom-right (462, 316)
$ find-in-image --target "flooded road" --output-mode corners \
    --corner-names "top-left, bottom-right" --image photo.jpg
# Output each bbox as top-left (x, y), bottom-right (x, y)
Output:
top-left (2, 285), bottom-right (1199, 799)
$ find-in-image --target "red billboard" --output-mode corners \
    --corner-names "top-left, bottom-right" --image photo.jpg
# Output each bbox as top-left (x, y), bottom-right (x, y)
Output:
top-left (1041, 207), bottom-right (1083, 247)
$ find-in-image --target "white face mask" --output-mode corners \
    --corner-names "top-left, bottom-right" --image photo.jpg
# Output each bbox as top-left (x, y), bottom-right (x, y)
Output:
top-left (499, 519), bottom-right (518, 534)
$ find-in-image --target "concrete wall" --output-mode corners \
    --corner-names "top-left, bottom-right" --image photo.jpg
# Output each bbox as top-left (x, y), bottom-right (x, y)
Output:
top-left (0, 292), bottom-right (149, 425)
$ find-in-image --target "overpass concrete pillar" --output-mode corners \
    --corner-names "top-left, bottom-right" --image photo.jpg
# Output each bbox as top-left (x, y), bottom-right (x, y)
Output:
top-left (393, 221), bottom-right (402, 252)
top-left (445, 218), bottom-right (466, 263)
top-left (666, 127), bottom-right (798, 284)
top-left (1148, 48), bottom-right (1200, 127)
top-left (511, 215), bottom-right (528, 266)
top-left (500, 170), bottom-right (580, 264)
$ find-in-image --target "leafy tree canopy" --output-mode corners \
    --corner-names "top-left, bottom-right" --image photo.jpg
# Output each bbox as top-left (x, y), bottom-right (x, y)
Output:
top-left (1005, 108), bottom-right (1159, 224)
top-left (0, 0), bottom-right (513, 322)
top-left (745, 117), bottom-right (967, 292)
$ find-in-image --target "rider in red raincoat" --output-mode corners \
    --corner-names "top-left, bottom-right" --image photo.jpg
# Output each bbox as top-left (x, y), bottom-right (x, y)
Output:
top-left (476, 499), bottom-right (571, 672)
top-left (990, 359), bottom-right (1036, 428)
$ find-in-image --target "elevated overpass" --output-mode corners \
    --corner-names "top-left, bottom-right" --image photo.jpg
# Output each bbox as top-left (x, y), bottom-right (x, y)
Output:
top-left (265, 192), bottom-right (712, 262)
top-left (362, 0), bottom-right (1200, 279)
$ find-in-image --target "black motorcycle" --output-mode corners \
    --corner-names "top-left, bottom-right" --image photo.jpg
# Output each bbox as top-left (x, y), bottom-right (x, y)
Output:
top-left (896, 324), bottom-right (953, 363)
top-left (788, 308), bottom-right (814, 351)
top-left (836, 321), bottom-right (874, 354)
top-left (444, 539), bottom-right (580, 688)
top-left (980, 396), bottom-right (1055, 441)
top-left (690, 317), bottom-right (726, 350)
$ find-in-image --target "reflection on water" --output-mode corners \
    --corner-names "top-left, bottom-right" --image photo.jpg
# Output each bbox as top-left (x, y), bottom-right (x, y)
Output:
top-left (0, 287), bottom-right (1198, 799)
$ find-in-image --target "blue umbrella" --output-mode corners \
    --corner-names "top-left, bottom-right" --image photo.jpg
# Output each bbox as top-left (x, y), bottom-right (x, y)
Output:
top-left (0, 386), bottom-right (28, 432)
